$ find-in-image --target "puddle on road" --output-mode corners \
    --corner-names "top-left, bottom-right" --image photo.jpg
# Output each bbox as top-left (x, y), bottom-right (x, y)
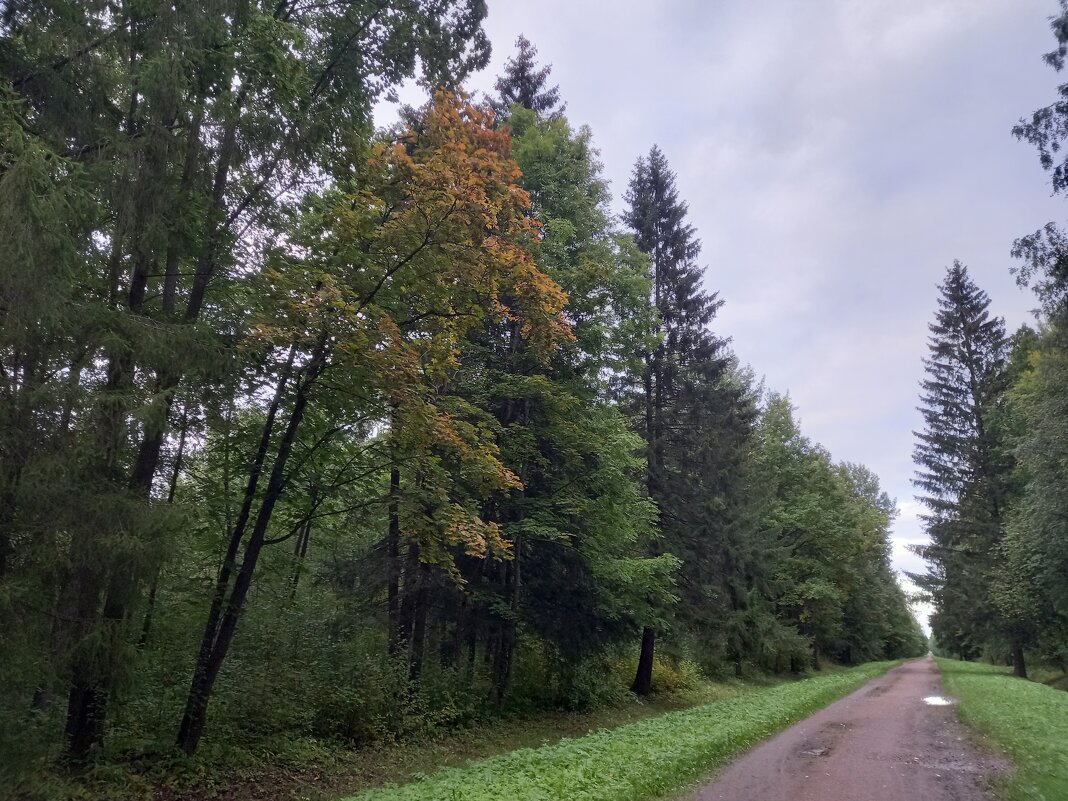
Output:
top-left (922, 695), bottom-right (954, 706)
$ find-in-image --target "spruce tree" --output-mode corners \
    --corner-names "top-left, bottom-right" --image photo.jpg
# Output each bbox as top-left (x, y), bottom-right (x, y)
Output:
top-left (910, 262), bottom-right (1021, 671)
top-left (492, 35), bottom-right (564, 119)
top-left (623, 146), bottom-right (750, 693)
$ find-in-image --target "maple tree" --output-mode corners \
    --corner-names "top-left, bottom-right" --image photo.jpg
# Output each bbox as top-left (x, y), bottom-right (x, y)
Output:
top-left (176, 91), bottom-right (571, 754)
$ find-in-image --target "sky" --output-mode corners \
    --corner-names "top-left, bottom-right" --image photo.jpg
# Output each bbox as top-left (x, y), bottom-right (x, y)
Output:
top-left (380, 0), bottom-right (1067, 629)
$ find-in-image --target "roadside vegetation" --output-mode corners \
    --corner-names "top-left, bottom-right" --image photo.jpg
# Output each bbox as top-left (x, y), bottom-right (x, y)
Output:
top-left (344, 662), bottom-right (897, 801)
top-left (938, 658), bottom-right (1068, 801)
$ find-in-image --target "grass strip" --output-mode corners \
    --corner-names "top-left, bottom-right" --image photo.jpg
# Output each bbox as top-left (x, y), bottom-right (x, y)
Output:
top-left (344, 660), bottom-right (899, 801)
top-left (937, 657), bottom-right (1068, 801)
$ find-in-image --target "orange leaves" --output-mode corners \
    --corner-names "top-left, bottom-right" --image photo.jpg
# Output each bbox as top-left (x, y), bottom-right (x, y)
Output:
top-left (360, 90), bottom-right (573, 362)
top-left (254, 90), bottom-right (574, 570)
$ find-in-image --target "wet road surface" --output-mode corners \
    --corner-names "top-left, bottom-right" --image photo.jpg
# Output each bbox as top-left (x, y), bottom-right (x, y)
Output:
top-left (689, 657), bottom-right (1005, 801)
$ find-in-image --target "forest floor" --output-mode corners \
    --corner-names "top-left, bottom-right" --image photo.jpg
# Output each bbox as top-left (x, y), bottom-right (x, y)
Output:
top-left (55, 660), bottom-right (1041, 801)
top-left (685, 657), bottom-right (1006, 801)
top-left (41, 659), bottom-right (1068, 801)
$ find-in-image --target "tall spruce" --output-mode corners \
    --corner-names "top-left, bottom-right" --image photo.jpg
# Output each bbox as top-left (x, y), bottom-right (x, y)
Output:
top-left (623, 146), bottom-right (744, 693)
top-left (492, 35), bottom-right (564, 119)
top-left (910, 262), bottom-right (1021, 672)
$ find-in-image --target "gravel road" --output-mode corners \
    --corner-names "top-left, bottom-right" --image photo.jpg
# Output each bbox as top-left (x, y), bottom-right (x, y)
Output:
top-left (689, 657), bottom-right (1006, 801)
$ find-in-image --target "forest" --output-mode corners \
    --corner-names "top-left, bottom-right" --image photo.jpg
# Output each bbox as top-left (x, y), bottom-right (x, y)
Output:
top-left (17, 1), bottom-right (1068, 799)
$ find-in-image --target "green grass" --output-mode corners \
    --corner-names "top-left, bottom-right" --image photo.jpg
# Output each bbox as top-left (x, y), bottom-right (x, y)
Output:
top-left (29, 675), bottom-right (772, 801)
top-left (344, 661), bottom-right (899, 801)
top-left (937, 657), bottom-right (1068, 801)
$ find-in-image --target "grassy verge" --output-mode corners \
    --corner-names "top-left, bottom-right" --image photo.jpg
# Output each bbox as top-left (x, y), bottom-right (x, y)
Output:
top-left (937, 657), bottom-right (1068, 801)
top-left (343, 660), bottom-right (899, 801)
top-left (35, 676), bottom-right (769, 801)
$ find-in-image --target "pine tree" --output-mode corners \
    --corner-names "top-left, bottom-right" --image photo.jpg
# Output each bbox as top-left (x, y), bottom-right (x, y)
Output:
top-left (910, 262), bottom-right (1022, 672)
top-left (492, 36), bottom-right (564, 119)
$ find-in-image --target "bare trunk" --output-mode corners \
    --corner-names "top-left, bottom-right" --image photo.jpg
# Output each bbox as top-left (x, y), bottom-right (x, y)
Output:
top-left (139, 405), bottom-right (190, 649)
top-left (287, 519), bottom-right (312, 600)
top-left (1012, 641), bottom-right (1028, 679)
top-left (176, 342), bottom-right (323, 755)
top-left (408, 563), bottom-right (430, 682)
top-left (631, 626), bottom-right (656, 695)
top-left (387, 467), bottom-right (401, 655)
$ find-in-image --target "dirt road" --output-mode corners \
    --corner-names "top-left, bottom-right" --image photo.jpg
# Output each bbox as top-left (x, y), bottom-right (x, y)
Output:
top-left (690, 657), bottom-right (1004, 801)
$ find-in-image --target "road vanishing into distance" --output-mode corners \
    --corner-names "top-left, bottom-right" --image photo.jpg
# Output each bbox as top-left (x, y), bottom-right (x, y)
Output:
top-left (689, 658), bottom-right (1004, 801)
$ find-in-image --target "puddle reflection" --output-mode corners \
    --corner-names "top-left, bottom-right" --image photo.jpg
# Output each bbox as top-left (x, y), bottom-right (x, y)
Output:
top-left (922, 695), bottom-right (954, 706)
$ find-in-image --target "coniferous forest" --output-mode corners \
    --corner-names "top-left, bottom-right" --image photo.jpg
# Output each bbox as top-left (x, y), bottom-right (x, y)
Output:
top-left (8, 2), bottom-right (1068, 800)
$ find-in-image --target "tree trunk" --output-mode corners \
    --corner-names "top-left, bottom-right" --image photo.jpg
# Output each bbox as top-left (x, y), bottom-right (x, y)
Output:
top-left (139, 405), bottom-right (190, 649)
top-left (176, 342), bottom-right (323, 755)
top-left (63, 668), bottom-right (108, 767)
top-left (288, 519), bottom-right (312, 600)
top-left (1012, 641), bottom-right (1028, 679)
top-left (464, 600), bottom-right (479, 680)
top-left (387, 467), bottom-right (402, 655)
top-left (631, 626), bottom-right (656, 695)
top-left (409, 563), bottom-right (430, 682)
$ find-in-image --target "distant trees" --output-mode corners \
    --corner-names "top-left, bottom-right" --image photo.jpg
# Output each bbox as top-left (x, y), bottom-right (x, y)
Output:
top-left (761, 398), bottom-right (925, 670)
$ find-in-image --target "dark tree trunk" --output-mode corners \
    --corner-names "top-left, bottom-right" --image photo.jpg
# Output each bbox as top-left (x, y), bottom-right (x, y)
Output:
top-left (464, 601), bottom-right (479, 679)
top-left (387, 467), bottom-right (401, 655)
top-left (409, 563), bottom-right (430, 682)
top-left (62, 343), bottom-right (133, 762)
top-left (632, 626), bottom-right (656, 695)
top-left (1012, 642), bottom-right (1028, 679)
top-left (288, 519), bottom-right (312, 600)
top-left (63, 669), bottom-right (107, 767)
top-left (440, 600), bottom-right (459, 667)
top-left (176, 342), bottom-right (323, 755)
top-left (139, 405), bottom-right (190, 649)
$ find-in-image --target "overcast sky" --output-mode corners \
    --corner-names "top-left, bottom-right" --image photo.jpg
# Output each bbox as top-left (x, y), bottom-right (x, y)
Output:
top-left (382, 0), bottom-right (1066, 628)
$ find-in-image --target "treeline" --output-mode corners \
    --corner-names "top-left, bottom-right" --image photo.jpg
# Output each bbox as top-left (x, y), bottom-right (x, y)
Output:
top-left (913, 4), bottom-right (1068, 677)
top-left (0, 3), bottom-right (922, 781)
